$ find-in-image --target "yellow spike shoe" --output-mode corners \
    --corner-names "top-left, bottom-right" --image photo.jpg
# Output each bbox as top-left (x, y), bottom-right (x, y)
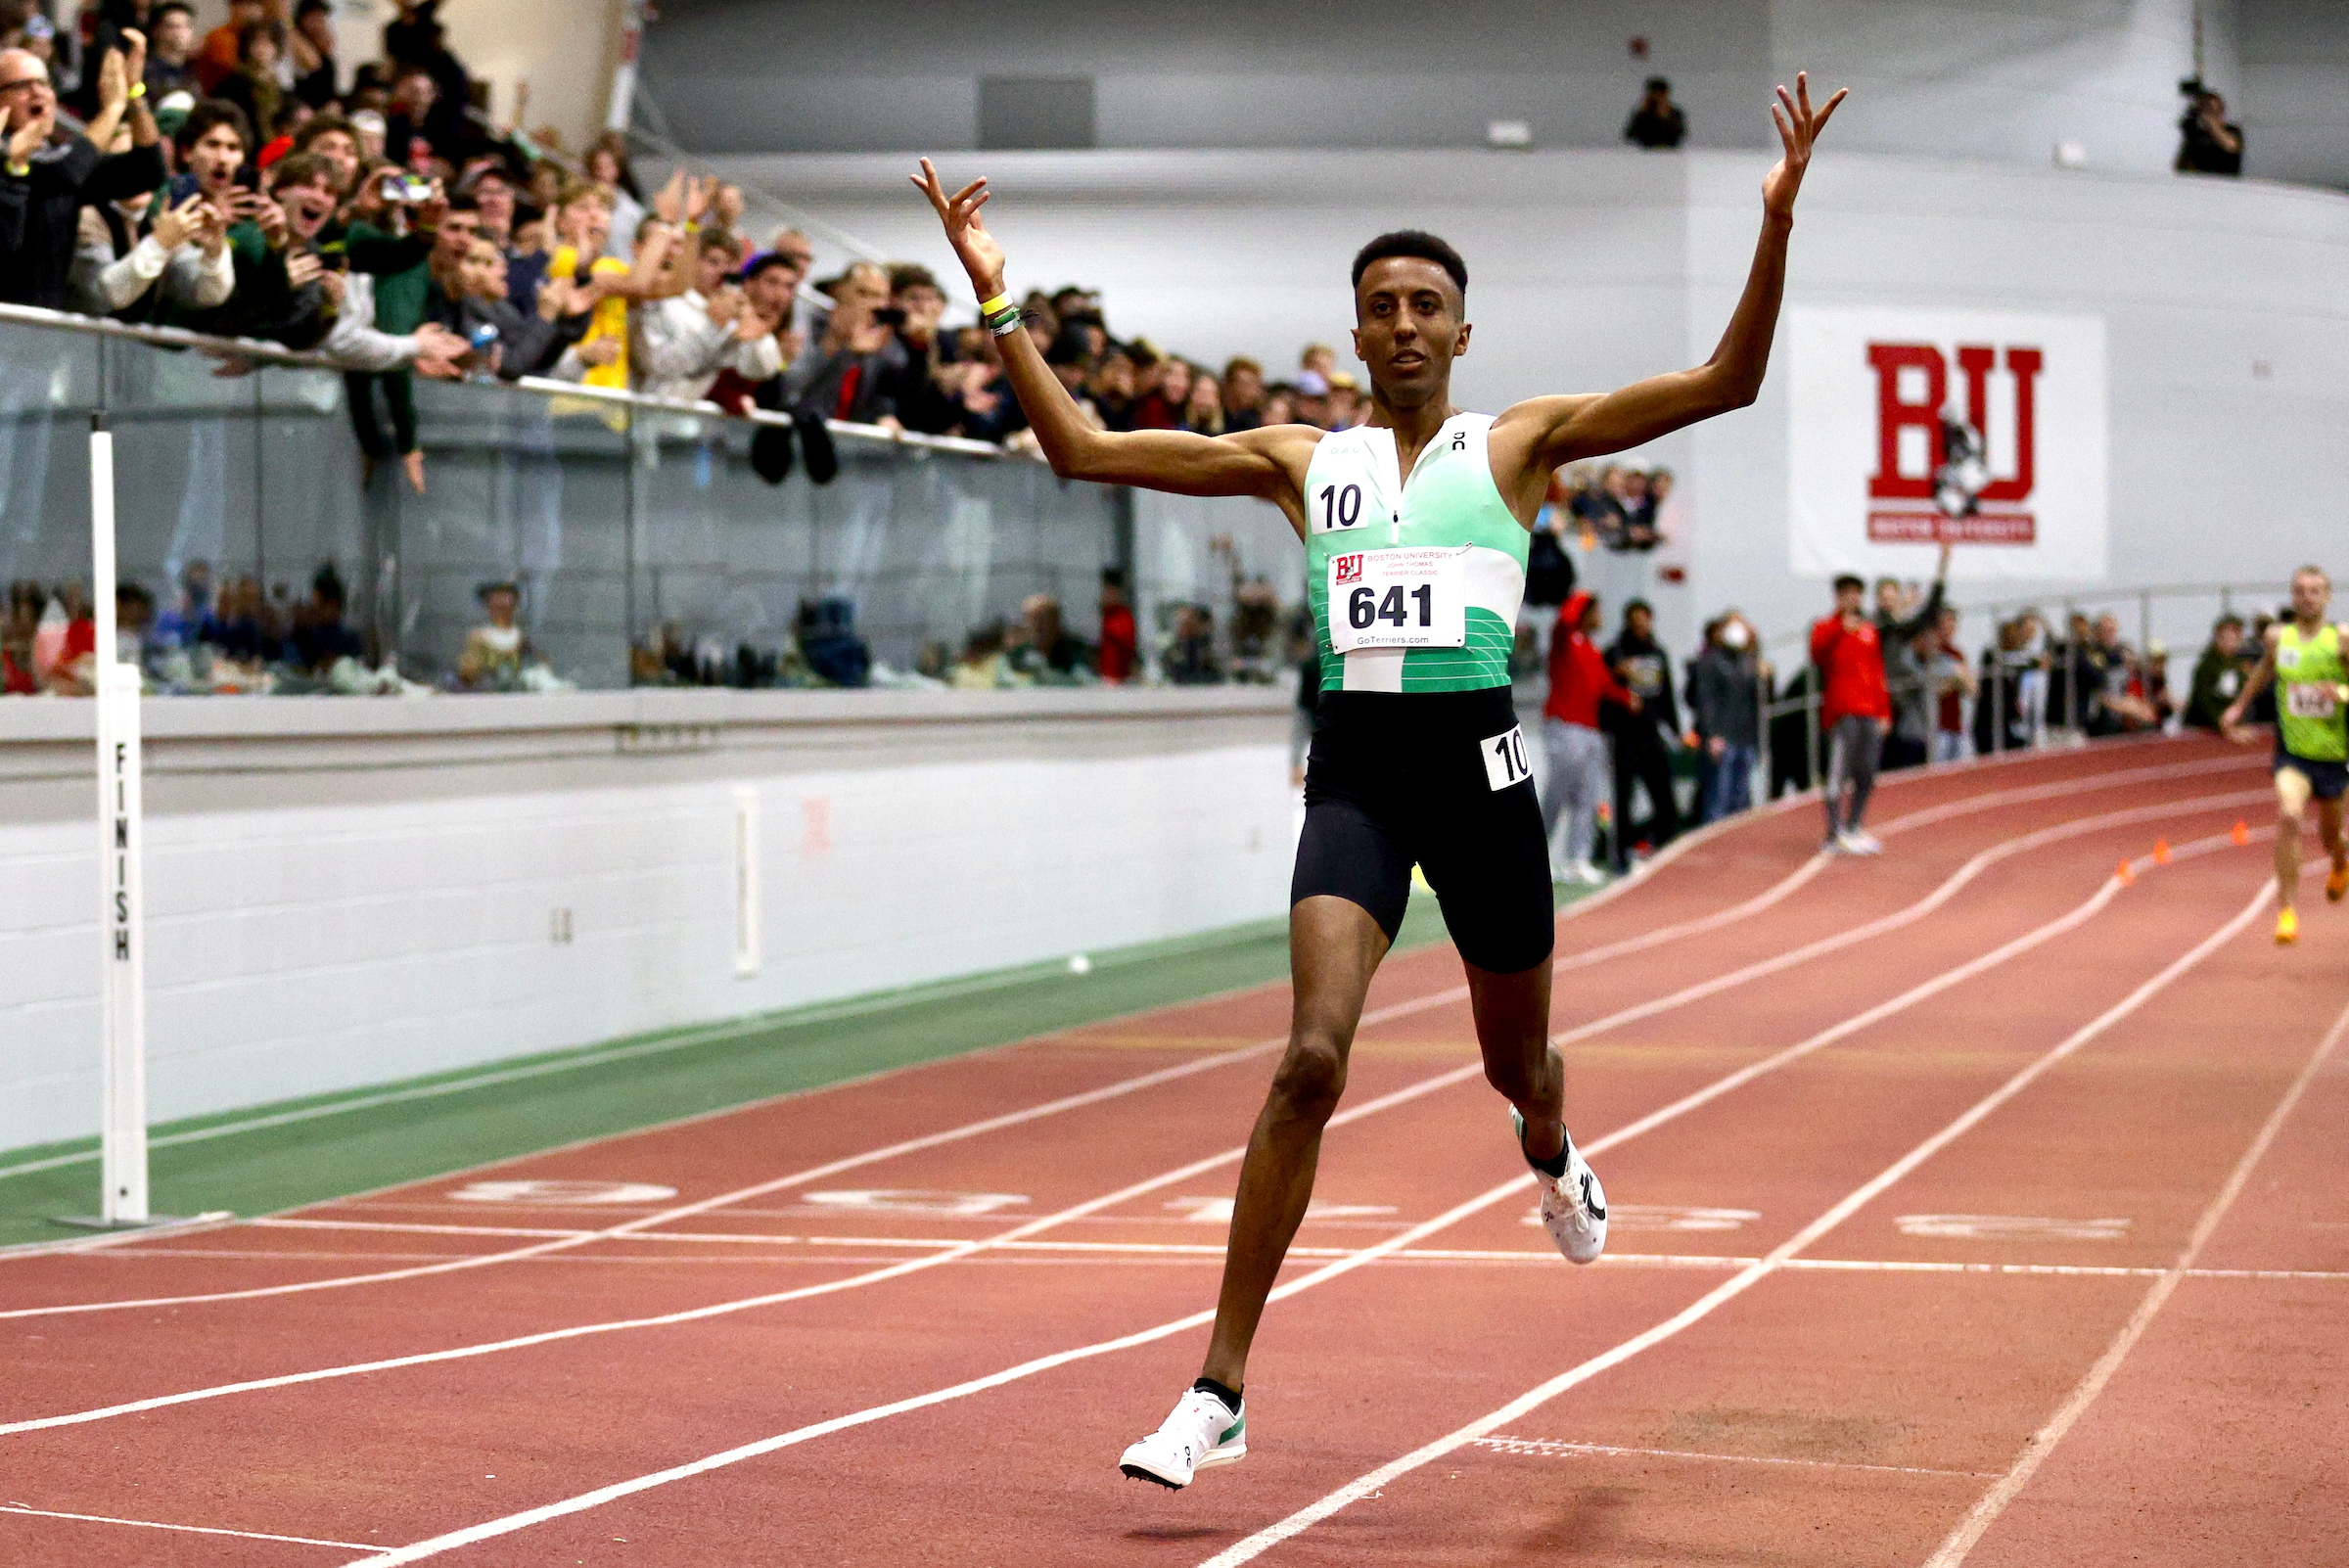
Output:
top-left (2277, 907), bottom-right (2299, 945)
top-left (2327, 860), bottom-right (2348, 903)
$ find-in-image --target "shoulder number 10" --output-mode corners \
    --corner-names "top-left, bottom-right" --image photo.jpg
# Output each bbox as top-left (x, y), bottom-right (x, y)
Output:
top-left (1318, 483), bottom-right (1362, 530)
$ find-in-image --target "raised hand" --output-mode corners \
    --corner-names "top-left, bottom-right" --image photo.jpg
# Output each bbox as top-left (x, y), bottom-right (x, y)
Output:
top-left (910, 158), bottom-right (1004, 297)
top-left (118, 28), bottom-right (148, 96)
top-left (1763, 71), bottom-right (1846, 217)
top-left (5, 98), bottom-right (50, 164)
top-left (150, 192), bottom-right (206, 252)
top-left (285, 250), bottom-right (324, 289)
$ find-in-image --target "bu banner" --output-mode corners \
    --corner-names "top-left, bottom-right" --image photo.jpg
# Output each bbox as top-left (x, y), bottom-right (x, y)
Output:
top-left (1787, 306), bottom-right (2107, 580)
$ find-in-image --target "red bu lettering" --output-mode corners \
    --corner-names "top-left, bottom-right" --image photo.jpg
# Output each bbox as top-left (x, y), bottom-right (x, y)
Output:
top-left (1865, 342), bottom-right (2042, 504)
top-left (1334, 553), bottom-right (1363, 584)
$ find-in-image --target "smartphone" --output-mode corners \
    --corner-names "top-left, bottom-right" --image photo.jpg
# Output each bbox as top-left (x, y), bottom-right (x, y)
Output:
top-left (166, 171), bottom-right (202, 205)
top-left (400, 175), bottom-right (434, 204)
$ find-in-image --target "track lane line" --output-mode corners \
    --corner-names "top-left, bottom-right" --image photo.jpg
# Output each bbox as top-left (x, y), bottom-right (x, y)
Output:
top-left (312, 823), bottom-right (2257, 1566)
top-left (1192, 871), bottom-right (2287, 1568)
top-left (1920, 988), bottom-right (2349, 1567)
top-left (0, 1501), bottom-right (373, 1551)
top-left (0, 796), bottom-right (2253, 1446)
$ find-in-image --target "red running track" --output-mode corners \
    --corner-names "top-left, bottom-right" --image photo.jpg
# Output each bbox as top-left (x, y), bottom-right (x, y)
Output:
top-left (3, 734), bottom-right (2341, 1567)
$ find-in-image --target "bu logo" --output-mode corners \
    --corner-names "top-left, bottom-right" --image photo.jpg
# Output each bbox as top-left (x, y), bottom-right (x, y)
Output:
top-left (1333, 553), bottom-right (1364, 585)
top-left (1865, 342), bottom-right (2043, 545)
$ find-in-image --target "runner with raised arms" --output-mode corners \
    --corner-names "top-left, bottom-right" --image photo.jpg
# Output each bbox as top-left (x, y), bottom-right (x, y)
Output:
top-left (912, 70), bottom-right (1846, 1492)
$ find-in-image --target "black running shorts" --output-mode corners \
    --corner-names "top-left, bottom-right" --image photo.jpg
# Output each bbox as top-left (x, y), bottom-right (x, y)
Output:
top-left (1291, 687), bottom-right (1555, 974)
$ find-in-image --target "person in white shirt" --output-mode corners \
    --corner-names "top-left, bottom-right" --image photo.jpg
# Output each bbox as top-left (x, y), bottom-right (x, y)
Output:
top-left (633, 228), bottom-right (785, 404)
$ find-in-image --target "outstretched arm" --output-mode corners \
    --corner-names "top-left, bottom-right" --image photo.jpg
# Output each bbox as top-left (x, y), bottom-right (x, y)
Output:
top-left (1494, 74), bottom-right (1846, 481)
top-left (911, 160), bottom-right (1315, 524)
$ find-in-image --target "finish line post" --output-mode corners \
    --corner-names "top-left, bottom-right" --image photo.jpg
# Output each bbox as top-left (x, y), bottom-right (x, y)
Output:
top-left (84, 413), bottom-right (152, 1225)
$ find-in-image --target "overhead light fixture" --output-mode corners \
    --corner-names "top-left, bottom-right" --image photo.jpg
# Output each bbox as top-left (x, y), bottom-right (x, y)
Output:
top-left (1488, 120), bottom-right (1533, 150)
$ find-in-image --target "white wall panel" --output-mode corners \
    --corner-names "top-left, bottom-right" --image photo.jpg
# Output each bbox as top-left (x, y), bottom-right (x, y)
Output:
top-left (0, 738), bottom-right (1292, 1153)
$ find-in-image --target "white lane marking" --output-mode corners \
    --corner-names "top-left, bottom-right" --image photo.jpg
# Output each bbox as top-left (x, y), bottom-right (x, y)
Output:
top-left (323, 820), bottom-right (2249, 1567)
top-left (1469, 1436), bottom-right (2001, 1479)
top-left (0, 1501), bottom-right (373, 1550)
top-left (1164, 1198), bottom-right (1399, 1225)
top-left (3, 792), bottom-right (2232, 1431)
top-left (448, 1180), bottom-right (678, 1206)
top-left (1921, 990), bottom-right (2349, 1568)
top-left (1896, 1215), bottom-right (2130, 1242)
top-left (1528, 1205), bottom-right (1760, 1233)
top-left (800, 1190), bottom-right (1030, 1218)
top-left (249, 1219), bottom-right (593, 1240)
top-left (1191, 873), bottom-right (2281, 1568)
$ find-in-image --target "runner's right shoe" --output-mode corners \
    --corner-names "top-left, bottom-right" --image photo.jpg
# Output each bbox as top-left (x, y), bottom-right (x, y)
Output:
top-left (1514, 1109), bottom-right (1607, 1264)
top-left (1119, 1388), bottom-right (1246, 1490)
top-left (2278, 906), bottom-right (2300, 945)
top-left (2327, 857), bottom-right (2347, 902)
top-left (1838, 829), bottom-right (1884, 855)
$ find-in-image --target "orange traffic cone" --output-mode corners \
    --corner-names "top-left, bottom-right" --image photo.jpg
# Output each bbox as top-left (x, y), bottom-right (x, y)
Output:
top-left (2116, 859), bottom-right (2137, 886)
top-left (2153, 838), bottom-right (2171, 865)
top-left (2232, 820), bottom-right (2250, 847)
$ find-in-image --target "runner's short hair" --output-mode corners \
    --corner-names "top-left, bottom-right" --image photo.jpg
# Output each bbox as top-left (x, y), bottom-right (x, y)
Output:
top-left (1351, 230), bottom-right (1467, 301)
top-left (2293, 563), bottom-right (2328, 584)
top-left (1833, 574), bottom-right (1865, 593)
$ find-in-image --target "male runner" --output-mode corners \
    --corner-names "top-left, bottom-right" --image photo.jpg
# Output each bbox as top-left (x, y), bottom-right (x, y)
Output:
top-left (913, 72), bottom-right (1844, 1491)
top-left (2222, 565), bottom-right (2349, 944)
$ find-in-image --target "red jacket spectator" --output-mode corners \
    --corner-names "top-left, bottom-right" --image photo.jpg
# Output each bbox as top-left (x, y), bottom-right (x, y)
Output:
top-left (1097, 571), bottom-right (1137, 681)
top-left (1545, 591), bottom-right (1633, 728)
top-left (1811, 613), bottom-right (1891, 724)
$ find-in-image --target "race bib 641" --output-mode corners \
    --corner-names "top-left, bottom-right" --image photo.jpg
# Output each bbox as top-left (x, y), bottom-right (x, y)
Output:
top-left (1327, 546), bottom-right (1470, 655)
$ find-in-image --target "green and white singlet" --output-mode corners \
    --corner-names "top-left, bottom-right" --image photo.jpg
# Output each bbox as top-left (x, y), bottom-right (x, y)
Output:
top-left (1303, 413), bottom-right (1528, 693)
top-left (2276, 623), bottom-right (2347, 763)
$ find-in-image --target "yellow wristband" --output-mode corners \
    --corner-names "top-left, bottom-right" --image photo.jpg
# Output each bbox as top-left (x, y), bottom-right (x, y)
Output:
top-left (128, 81), bottom-right (147, 100)
top-left (6, 161), bottom-right (27, 179)
top-left (977, 292), bottom-right (1011, 318)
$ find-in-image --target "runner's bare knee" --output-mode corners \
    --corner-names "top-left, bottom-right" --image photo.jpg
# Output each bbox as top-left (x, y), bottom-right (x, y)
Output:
top-left (1269, 1035), bottom-right (1348, 1124)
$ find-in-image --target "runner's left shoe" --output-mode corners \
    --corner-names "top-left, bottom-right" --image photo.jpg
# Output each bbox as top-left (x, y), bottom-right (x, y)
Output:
top-left (2327, 857), bottom-right (2347, 903)
top-left (2278, 906), bottom-right (2300, 945)
top-left (1838, 829), bottom-right (1884, 855)
top-left (1119, 1388), bottom-right (1246, 1490)
top-left (1514, 1108), bottom-right (1607, 1265)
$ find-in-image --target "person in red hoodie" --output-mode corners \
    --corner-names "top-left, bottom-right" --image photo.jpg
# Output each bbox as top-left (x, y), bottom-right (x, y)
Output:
top-left (1542, 590), bottom-right (1635, 883)
top-left (1811, 572), bottom-right (1891, 853)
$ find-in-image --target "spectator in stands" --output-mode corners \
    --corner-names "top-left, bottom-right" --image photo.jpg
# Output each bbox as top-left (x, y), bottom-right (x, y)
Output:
top-left (1004, 594), bottom-right (1093, 684)
top-left (1221, 356), bottom-right (1266, 432)
top-left (1, 579), bottom-right (38, 693)
top-left (1163, 603), bottom-right (1223, 685)
top-left (583, 131), bottom-right (647, 260)
top-left (949, 622), bottom-right (1007, 689)
top-left (1625, 76), bottom-right (1686, 149)
top-left (1874, 544), bottom-right (1950, 762)
top-left (734, 254), bottom-right (838, 483)
top-left (290, 111), bottom-right (359, 193)
top-left (1088, 342), bottom-right (1139, 431)
top-left (212, 20), bottom-right (286, 148)
top-left (1605, 598), bottom-right (1681, 867)
top-left (772, 258), bottom-right (901, 432)
top-left (1686, 611), bottom-right (1764, 822)
top-left (1543, 589), bottom-right (1632, 884)
top-left (287, 563), bottom-right (363, 671)
top-left (636, 227), bottom-right (786, 403)
top-left (1326, 371), bottom-right (1362, 431)
top-left (435, 233), bottom-right (576, 379)
top-left (1973, 611), bottom-right (2043, 756)
top-left (1926, 606), bottom-right (1975, 761)
top-left (114, 579), bottom-right (157, 670)
top-left (288, 0), bottom-right (339, 110)
top-left (1290, 369), bottom-right (1331, 431)
top-left (1130, 353), bottom-right (1189, 430)
top-left (2090, 612), bottom-right (2162, 732)
top-left (40, 581), bottom-right (97, 694)
top-left (0, 35), bottom-right (164, 309)
top-left (544, 181), bottom-right (638, 391)
top-left (194, 0), bottom-right (263, 94)
top-left (458, 579), bottom-right (531, 689)
top-left (2176, 86), bottom-right (2242, 176)
top-left (2185, 613), bottom-right (2254, 729)
top-left (1814, 573), bottom-right (1893, 853)
top-left (1097, 567), bottom-right (1137, 683)
top-left (1181, 370), bottom-right (1223, 435)
top-left (880, 262), bottom-right (966, 435)
top-left (72, 179), bottom-right (229, 320)
top-left (143, 2), bottom-right (199, 100)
